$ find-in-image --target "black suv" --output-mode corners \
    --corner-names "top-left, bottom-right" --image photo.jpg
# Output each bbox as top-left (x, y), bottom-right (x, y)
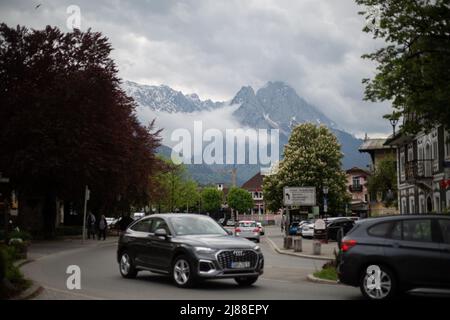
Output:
top-left (117, 213), bottom-right (264, 288)
top-left (338, 215), bottom-right (450, 300)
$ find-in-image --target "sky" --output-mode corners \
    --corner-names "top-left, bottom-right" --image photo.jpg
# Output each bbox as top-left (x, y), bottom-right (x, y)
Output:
top-left (0, 0), bottom-right (393, 138)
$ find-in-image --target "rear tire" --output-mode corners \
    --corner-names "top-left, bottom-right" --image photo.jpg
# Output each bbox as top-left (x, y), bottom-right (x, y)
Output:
top-left (119, 251), bottom-right (138, 279)
top-left (235, 276), bottom-right (258, 286)
top-left (172, 255), bottom-right (196, 288)
top-left (359, 264), bottom-right (397, 300)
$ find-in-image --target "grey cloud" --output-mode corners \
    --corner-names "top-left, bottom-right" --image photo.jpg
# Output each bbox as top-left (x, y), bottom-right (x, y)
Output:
top-left (0, 0), bottom-right (392, 136)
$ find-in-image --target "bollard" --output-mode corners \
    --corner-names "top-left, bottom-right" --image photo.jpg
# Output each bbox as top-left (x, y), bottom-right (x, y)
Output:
top-left (293, 237), bottom-right (302, 252)
top-left (313, 240), bottom-right (321, 255)
top-left (283, 236), bottom-right (293, 249)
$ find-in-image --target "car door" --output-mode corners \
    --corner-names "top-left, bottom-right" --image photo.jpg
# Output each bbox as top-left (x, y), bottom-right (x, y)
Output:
top-left (127, 218), bottom-right (153, 268)
top-left (148, 218), bottom-right (175, 270)
top-left (438, 219), bottom-right (450, 286)
top-left (386, 219), bottom-right (442, 287)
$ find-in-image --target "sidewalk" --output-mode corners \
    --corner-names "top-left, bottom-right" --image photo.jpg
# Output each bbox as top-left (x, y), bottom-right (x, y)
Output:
top-left (264, 226), bottom-right (337, 261)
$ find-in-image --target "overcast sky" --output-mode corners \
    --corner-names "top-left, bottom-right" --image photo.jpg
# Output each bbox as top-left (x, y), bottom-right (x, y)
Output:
top-left (0, 0), bottom-right (393, 138)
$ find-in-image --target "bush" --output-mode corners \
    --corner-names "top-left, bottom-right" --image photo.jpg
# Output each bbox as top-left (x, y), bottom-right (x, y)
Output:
top-left (8, 229), bottom-right (32, 241)
top-left (0, 246), bottom-right (31, 299)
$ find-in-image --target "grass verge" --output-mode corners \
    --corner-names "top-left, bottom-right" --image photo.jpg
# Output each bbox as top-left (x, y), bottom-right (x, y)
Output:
top-left (313, 266), bottom-right (338, 281)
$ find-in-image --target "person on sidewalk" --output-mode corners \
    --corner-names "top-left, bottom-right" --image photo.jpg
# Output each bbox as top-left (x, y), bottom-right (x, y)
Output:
top-left (97, 215), bottom-right (108, 240)
top-left (87, 212), bottom-right (96, 240)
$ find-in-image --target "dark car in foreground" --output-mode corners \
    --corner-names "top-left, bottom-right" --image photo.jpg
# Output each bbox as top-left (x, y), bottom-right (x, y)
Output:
top-left (117, 214), bottom-right (264, 288)
top-left (338, 215), bottom-right (450, 300)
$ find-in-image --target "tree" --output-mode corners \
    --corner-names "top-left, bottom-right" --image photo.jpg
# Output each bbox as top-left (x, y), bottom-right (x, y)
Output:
top-left (355, 0), bottom-right (450, 133)
top-left (227, 187), bottom-right (254, 218)
top-left (200, 187), bottom-right (223, 214)
top-left (0, 24), bottom-right (161, 237)
top-left (367, 157), bottom-right (398, 207)
top-left (263, 123), bottom-right (349, 214)
top-left (178, 180), bottom-right (200, 213)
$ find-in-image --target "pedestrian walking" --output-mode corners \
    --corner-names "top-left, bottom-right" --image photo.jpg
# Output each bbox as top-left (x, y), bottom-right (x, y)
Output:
top-left (87, 212), bottom-right (96, 239)
top-left (97, 215), bottom-right (107, 240)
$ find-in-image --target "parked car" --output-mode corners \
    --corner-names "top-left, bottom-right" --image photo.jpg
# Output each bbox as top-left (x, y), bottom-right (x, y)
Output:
top-left (256, 222), bottom-right (265, 236)
top-left (117, 214), bottom-right (264, 288)
top-left (225, 220), bottom-right (236, 227)
top-left (338, 215), bottom-right (450, 300)
top-left (326, 218), bottom-right (355, 241)
top-left (300, 222), bottom-right (315, 238)
top-left (235, 220), bottom-right (260, 242)
top-left (132, 212), bottom-right (145, 220)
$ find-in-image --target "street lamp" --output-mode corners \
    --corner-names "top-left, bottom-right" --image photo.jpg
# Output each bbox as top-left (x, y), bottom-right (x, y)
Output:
top-left (323, 186), bottom-right (329, 218)
top-left (389, 115), bottom-right (399, 136)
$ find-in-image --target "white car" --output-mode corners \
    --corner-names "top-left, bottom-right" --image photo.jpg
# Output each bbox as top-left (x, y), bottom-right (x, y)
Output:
top-left (132, 212), bottom-right (145, 220)
top-left (300, 222), bottom-right (315, 238)
top-left (105, 217), bottom-right (117, 229)
top-left (235, 220), bottom-right (260, 243)
top-left (256, 222), bottom-right (265, 235)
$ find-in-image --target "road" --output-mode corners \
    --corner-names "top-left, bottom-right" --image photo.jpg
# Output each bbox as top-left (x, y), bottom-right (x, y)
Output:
top-left (22, 231), bottom-right (362, 300)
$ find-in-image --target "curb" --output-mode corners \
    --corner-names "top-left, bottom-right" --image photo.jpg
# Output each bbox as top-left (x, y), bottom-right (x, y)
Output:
top-left (307, 274), bottom-right (340, 285)
top-left (265, 236), bottom-right (334, 261)
top-left (8, 259), bottom-right (44, 300)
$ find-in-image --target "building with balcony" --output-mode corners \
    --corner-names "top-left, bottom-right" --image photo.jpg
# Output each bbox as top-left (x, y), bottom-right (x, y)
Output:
top-left (241, 172), bottom-right (265, 215)
top-left (346, 167), bottom-right (370, 217)
top-left (385, 125), bottom-right (450, 214)
top-left (359, 137), bottom-right (399, 216)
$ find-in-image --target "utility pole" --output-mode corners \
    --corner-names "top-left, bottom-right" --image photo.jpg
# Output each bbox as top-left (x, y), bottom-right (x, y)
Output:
top-left (82, 185), bottom-right (90, 243)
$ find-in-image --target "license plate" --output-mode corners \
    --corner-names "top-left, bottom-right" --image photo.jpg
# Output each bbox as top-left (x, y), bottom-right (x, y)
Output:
top-left (230, 261), bottom-right (250, 269)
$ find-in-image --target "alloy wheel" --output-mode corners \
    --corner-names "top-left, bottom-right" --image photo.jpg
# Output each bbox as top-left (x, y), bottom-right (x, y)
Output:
top-left (173, 259), bottom-right (191, 285)
top-left (363, 267), bottom-right (393, 300)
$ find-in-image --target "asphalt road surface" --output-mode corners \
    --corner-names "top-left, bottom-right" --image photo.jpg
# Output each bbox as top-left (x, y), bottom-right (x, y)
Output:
top-left (22, 234), bottom-right (362, 300)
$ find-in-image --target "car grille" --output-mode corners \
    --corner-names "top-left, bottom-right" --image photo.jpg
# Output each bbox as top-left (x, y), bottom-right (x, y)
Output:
top-left (217, 250), bottom-right (258, 270)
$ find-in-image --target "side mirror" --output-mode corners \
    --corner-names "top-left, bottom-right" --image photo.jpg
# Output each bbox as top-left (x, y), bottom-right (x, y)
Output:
top-left (154, 228), bottom-right (167, 239)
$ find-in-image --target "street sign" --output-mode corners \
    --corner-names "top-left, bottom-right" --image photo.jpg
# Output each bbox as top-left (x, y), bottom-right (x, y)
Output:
top-left (283, 187), bottom-right (316, 206)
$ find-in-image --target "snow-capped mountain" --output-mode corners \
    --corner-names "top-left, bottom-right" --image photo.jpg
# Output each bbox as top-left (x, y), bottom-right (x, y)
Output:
top-left (122, 80), bottom-right (223, 113)
top-left (123, 80), bottom-right (369, 184)
top-left (231, 81), bottom-right (338, 134)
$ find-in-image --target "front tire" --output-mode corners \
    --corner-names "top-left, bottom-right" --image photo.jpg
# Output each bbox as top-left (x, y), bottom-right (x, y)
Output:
top-left (172, 255), bottom-right (196, 288)
top-left (119, 251), bottom-right (138, 279)
top-left (359, 264), bottom-right (397, 300)
top-left (235, 276), bottom-right (258, 286)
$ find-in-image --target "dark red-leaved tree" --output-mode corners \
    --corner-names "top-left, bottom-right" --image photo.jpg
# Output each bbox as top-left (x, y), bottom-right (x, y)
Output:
top-left (0, 24), bottom-right (161, 238)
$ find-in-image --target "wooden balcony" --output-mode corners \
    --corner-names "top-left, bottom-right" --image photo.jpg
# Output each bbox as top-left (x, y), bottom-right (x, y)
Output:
top-left (349, 185), bottom-right (363, 192)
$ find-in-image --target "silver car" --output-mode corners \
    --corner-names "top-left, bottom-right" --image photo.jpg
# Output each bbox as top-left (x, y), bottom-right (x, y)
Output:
top-left (235, 220), bottom-right (260, 243)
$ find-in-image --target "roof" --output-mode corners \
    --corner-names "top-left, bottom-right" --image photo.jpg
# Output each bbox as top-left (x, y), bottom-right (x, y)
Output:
top-left (359, 138), bottom-right (392, 152)
top-left (241, 172), bottom-right (264, 190)
top-left (346, 167), bottom-right (371, 175)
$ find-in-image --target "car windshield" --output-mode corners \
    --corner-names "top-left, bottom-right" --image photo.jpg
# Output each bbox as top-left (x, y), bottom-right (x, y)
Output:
top-left (170, 216), bottom-right (228, 236)
top-left (239, 221), bottom-right (256, 228)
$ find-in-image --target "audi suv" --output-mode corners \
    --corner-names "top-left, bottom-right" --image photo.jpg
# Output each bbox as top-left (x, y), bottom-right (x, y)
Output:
top-left (117, 213), bottom-right (264, 288)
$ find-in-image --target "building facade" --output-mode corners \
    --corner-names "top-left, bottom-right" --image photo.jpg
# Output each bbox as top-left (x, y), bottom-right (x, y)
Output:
top-left (241, 172), bottom-right (265, 215)
top-left (345, 167), bottom-right (370, 217)
top-left (385, 126), bottom-right (450, 214)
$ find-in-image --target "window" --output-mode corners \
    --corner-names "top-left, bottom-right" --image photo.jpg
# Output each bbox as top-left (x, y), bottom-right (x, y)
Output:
top-left (368, 222), bottom-right (394, 238)
top-left (445, 131), bottom-right (450, 159)
top-left (401, 198), bottom-right (407, 214)
top-left (150, 218), bottom-right (170, 234)
top-left (390, 221), bottom-right (402, 240)
top-left (402, 219), bottom-right (432, 243)
top-left (399, 152), bottom-right (405, 180)
top-left (409, 197), bottom-right (415, 214)
top-left (130, 219), bottom-right (153, 232)
top-left (352, 177), bottom-right (361, 187)
top-left (434, 194), bottom-right (441, 212)
top-left (439, 220), bottom-right (450, 244)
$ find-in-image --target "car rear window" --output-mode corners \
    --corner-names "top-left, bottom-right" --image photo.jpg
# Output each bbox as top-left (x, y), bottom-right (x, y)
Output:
top-left (368, 222), bottom-right (393, 238)
top-left (439, 219), bottom-right (450, 244)
top-left (239, 221), bottom-right (256, 227)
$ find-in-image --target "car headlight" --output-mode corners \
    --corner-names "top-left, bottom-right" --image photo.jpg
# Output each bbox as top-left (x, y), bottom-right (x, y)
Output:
top-left (253, 245), bottom-right (261, 252)
top-left (194, 247), bottom-right (216, 254)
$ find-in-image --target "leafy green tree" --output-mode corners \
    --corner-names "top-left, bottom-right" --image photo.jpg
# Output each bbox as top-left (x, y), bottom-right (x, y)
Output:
top-left (201, 187), bottom-right (223, 214)
top-left (263, 123), bottom-right (349, 214)
top-left (227, 187), bottom-right (254, 216)
top-left (367, 157), bottom-right (398, 207)
top-left (355, 0), bottom-right (450, 133)
top-left (178, 180), bottom-right (200, 213)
